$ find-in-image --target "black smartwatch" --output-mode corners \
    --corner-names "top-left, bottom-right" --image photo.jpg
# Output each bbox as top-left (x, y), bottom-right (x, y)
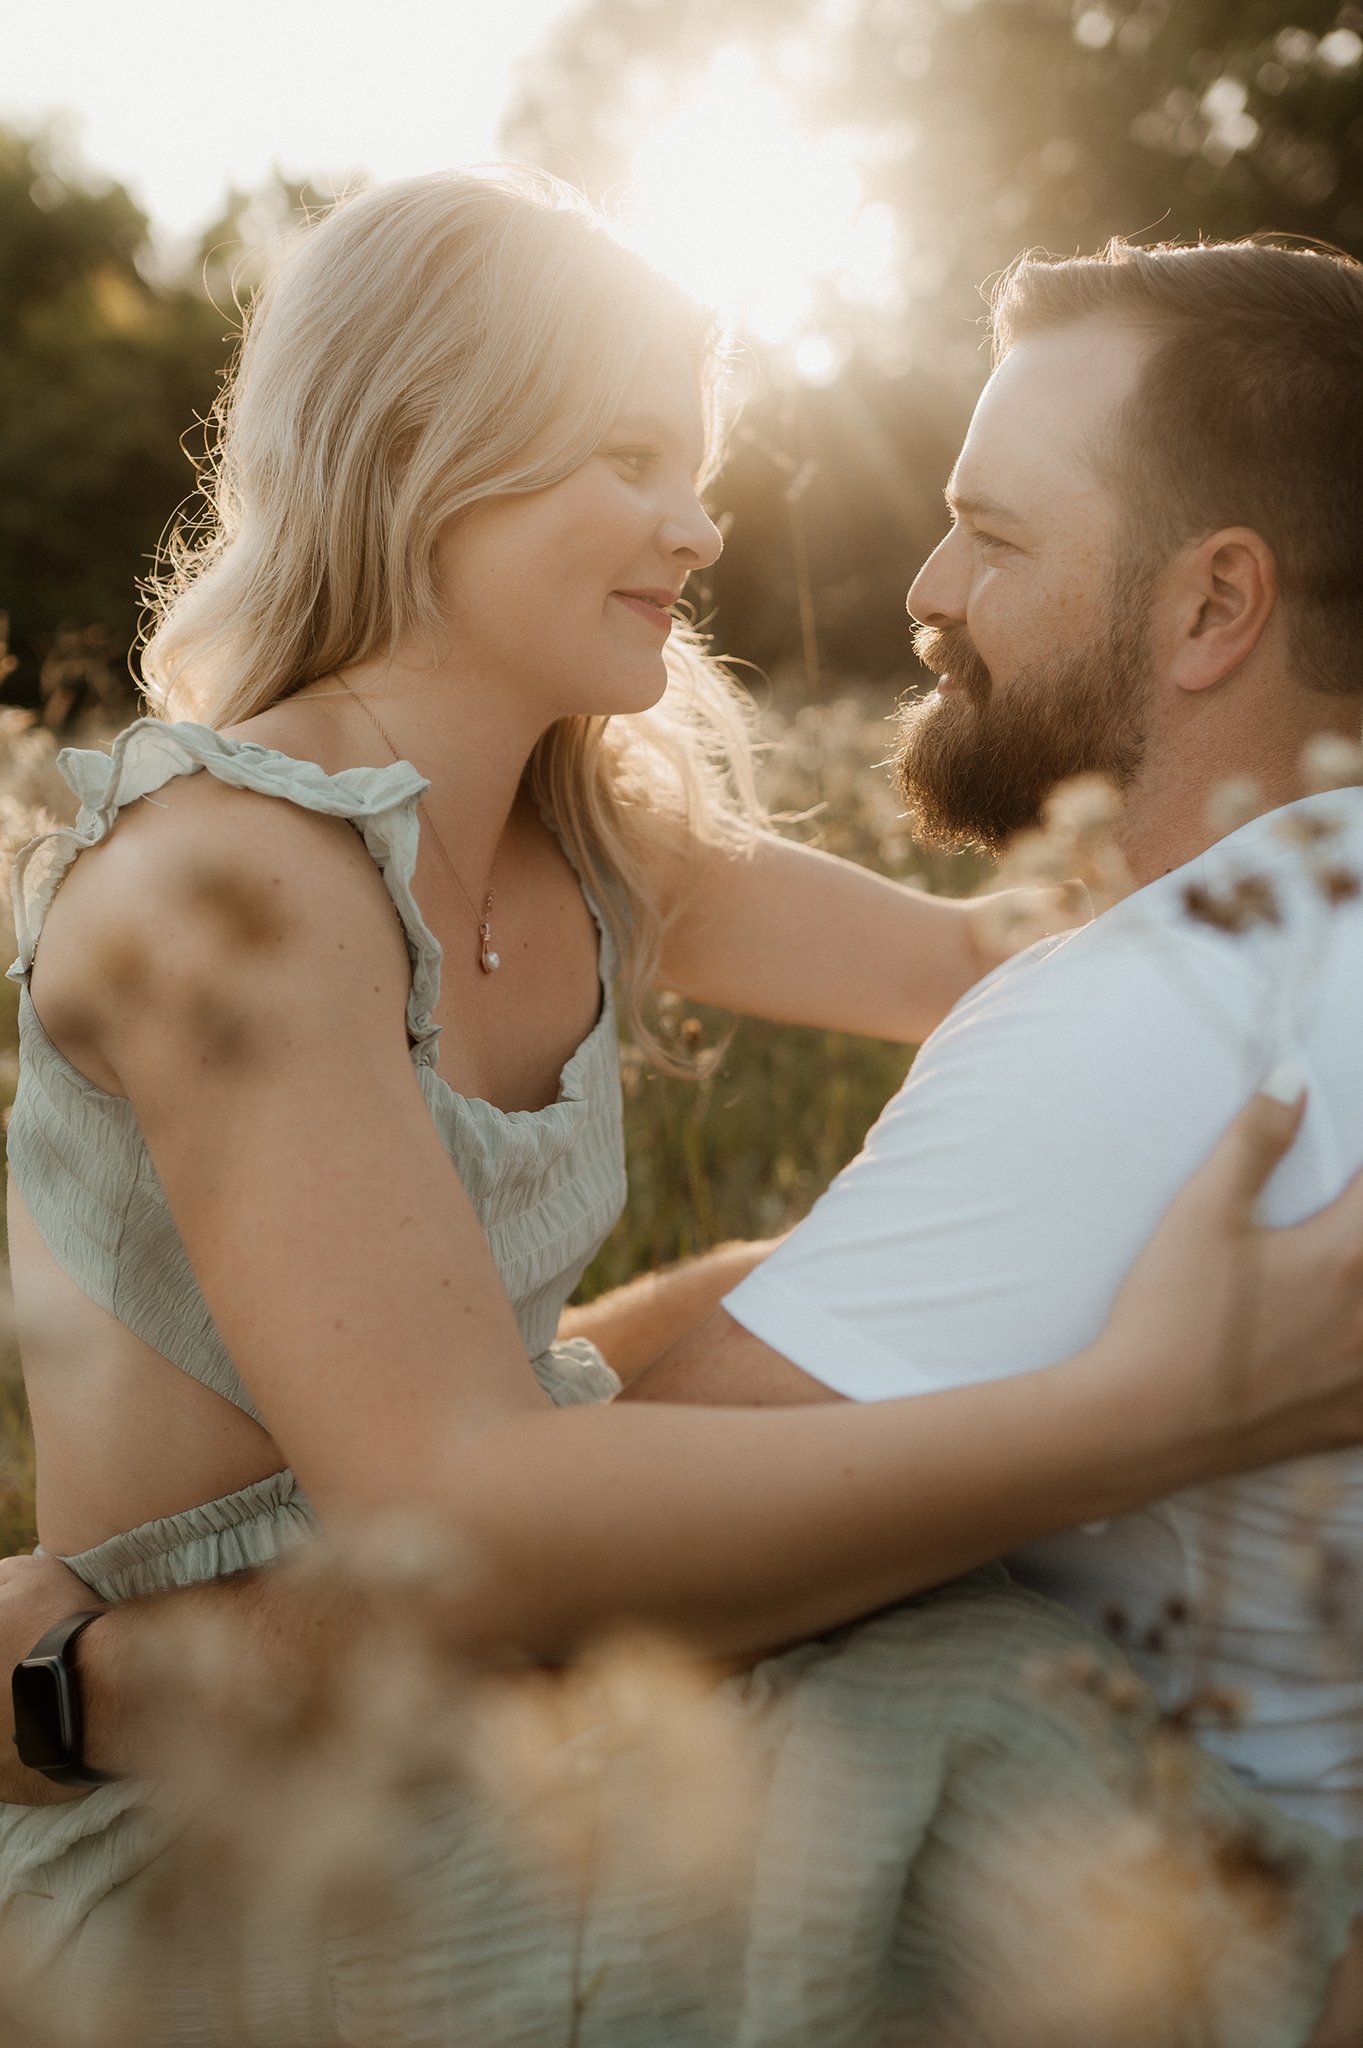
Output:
top-left (11, 1608), bottom-right (117, 1788)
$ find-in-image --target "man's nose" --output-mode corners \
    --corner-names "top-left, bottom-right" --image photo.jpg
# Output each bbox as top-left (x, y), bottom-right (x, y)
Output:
top-left (906, 529), bottom-right (968, 626)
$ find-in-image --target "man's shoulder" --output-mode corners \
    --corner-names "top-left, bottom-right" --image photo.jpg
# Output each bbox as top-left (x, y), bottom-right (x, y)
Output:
top-left (965, 790), bottom-right (1363, 1021)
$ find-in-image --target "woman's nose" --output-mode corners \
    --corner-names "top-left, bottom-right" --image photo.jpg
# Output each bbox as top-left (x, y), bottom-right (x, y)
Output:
top-left (663, 492), bottom-right (724, 571)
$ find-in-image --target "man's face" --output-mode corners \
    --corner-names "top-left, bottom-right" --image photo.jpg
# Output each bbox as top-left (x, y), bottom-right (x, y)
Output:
top-left (896, 319), bottom-right (1158, 853)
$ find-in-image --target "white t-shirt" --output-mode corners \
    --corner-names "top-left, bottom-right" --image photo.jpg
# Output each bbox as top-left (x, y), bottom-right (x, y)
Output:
top-left (725, 790), bottom-right (1363, 1835)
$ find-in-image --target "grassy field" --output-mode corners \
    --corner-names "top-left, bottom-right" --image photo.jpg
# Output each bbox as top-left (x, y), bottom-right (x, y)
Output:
top-left (0, 687), bottom-right (978, 1557)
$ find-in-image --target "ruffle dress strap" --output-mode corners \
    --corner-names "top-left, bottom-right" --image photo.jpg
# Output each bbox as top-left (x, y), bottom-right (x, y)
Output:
top-left (6, 717), bottom-right (445, 1070)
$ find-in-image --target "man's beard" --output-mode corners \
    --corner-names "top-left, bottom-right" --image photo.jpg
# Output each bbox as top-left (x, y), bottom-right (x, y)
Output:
top-left (893, 569), bottom-right (1154, 855)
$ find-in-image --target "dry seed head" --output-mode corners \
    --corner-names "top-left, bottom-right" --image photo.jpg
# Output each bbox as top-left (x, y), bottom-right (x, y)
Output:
top-left (1101, 1669), bottom-right (1149, 1717)
top-left (1182, 873), bottom-right (1281, 935)
top-left (1274, 806), bottom-right (1342, 848)
top-left (997, 774), bottom-right (1132, 914)
top-left (1042, 772), bottom-right (1123, 840)
top-left (319, 1508), bottom-right (473, 1599)
top-left (179, 856), bottom-right (286, 951)
top-left (1300, 731), bottom-right (1363, 794)
top-left (995, 824), bottom-right (1072, 887)
top-left (185, 987), bottom-right (256, 1070)
top-left (472, 1630), bottom-right (764, 1908)
top-left (1315, 863), bottom-right (1361, 907)
top-left (94, 930), bottom-right (149, 1000)
top-left (1207, 774), bottom-right (1263, 837)
top-left (1192, 1685), bottom-right (1251, 1728)
top-left (944, 1789), bottom-right (1306, 2048)
top-left (1230, 874), bottom-right (1281, 927)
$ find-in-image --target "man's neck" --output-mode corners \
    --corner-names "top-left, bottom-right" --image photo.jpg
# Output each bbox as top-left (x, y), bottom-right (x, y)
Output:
top-left (1115, 685), bottom-right (1363, 888)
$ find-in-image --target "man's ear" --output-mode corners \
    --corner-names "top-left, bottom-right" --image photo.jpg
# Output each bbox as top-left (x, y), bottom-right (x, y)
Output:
top-left (1165, 527), bottom-right (1278, 695)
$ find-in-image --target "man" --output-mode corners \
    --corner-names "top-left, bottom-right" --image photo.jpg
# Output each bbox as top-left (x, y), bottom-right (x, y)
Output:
top-left (631, 235), bottom-right (1363, 1842)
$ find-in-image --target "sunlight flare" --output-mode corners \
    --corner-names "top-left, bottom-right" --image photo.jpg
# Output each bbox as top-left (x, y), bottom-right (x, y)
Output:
top-left (620, 47), bottom-right (895, 357)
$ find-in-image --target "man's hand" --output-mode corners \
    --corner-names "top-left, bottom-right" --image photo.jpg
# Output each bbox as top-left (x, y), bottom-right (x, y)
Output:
top-left (0, 1550), bottom-right (104, 1805)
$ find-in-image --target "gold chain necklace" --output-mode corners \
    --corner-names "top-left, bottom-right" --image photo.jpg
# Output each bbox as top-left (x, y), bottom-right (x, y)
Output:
top-left (333, 673), bottom-right (502, 974)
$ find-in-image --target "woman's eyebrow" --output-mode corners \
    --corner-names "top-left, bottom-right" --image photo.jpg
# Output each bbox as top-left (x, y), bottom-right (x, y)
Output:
top-left (607, 410), bottom-right (672, 436)
top-left (606, 410), bottom-right (708, 476)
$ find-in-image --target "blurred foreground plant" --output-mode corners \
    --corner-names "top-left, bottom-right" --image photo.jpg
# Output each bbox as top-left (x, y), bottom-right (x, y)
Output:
top-left (0, 1517), bottom-right (1349, 2048)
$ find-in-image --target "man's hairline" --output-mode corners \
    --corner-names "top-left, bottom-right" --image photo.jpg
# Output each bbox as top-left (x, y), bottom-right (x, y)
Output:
top-left (990, 313), bottom-right (1266, 579)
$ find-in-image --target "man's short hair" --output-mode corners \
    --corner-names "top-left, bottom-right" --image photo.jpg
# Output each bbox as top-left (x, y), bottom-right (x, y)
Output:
top-left (990, 239), bottom-right (1363, 697)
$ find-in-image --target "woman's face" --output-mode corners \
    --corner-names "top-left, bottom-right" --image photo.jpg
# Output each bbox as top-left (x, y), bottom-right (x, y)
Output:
top-left (436, 338), bottom-right (724, 725)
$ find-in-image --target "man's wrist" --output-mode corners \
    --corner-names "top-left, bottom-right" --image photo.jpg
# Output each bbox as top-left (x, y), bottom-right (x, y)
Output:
top-left (65, 1608), bottom-right (116, 1780)
top-left (12, 1606), bottom-right (117, 1788)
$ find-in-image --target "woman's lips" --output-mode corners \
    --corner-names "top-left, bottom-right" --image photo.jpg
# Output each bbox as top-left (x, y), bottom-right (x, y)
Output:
top-left (612, 592), bottom-right (674, 632)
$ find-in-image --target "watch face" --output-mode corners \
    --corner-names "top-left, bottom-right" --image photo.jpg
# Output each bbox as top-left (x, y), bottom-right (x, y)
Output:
top-left (11, 1657), bottom-right (75, 1769)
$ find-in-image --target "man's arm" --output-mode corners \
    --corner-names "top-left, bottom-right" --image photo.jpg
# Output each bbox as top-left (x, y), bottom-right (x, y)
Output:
top-left (623, 1307), bottom-right (839, 1406)
top-left (559, 1239), bottom-right (785, 1385)
top-left (629, 910), bottom-right (1311, 1413)
top-left (0, 1552), bottom-right (358, 1802)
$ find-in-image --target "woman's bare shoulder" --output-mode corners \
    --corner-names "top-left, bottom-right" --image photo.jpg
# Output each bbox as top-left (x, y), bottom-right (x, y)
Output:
top-left (29, 767), bottom-right (410, 1091)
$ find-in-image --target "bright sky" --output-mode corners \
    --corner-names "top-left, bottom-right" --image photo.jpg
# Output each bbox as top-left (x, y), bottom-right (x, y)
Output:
top-left (2, 0), bottom-right (570, 241)
top-left (3, 0), bottom-right (900, 355)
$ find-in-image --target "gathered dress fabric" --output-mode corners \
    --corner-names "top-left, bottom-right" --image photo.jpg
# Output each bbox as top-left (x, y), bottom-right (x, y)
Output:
top-left (1, 719), bottom-right (1358, 2048)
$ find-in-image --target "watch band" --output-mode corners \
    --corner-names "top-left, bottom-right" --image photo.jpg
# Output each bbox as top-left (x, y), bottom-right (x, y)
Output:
top-left (12, 1607), bottom-right (117, 1788)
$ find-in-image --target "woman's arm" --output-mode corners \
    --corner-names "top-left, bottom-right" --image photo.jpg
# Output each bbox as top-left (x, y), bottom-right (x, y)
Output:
top-left (654, 832), bottom-right (1082, 1043)
top-left (5, 1083), bottom-right (1363, 1798)
top-left (46, 792), bottom-right (1363, 1653)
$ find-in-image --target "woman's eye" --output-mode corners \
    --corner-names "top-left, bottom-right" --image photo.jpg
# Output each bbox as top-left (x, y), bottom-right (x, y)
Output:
top-left (607, 447), bottom-right (658, 477)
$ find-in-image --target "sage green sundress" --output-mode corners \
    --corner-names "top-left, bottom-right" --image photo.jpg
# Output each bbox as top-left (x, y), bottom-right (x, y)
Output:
top-left (1, 719), bottom-right (1358, 2048)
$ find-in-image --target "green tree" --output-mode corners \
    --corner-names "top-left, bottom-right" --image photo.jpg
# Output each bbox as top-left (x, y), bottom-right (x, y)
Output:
top-left (504, 0), bottom-right (1363, 683)
top-left (0, 128), bottom-right (236, 705)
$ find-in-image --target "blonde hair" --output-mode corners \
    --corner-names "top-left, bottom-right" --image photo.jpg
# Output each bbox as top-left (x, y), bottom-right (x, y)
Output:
top-left (140, 167), bottom-right (764, 1068)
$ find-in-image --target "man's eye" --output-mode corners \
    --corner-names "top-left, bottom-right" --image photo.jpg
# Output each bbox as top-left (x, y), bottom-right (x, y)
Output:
top-left (973, 529), bottom-right (1014, 554)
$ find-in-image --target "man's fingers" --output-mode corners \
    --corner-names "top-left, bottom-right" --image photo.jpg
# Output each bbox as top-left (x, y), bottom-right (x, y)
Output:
top-left (1188, 1071), bottom-right (1307, 1225)
top-left (1307, 1158), bottom-right (1363, 1270)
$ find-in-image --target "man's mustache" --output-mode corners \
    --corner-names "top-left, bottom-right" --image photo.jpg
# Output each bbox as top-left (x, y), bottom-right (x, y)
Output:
top-left (912, 624), bottom-right (992, 702)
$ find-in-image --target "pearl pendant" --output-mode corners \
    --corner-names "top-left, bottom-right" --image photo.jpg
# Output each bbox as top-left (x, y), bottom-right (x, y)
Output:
top-left (479, 923), bottom-right (500, 974)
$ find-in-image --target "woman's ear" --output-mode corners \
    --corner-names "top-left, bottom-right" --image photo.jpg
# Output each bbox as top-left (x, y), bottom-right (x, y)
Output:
top-left (1166, 526), bottom-right (1278, 696)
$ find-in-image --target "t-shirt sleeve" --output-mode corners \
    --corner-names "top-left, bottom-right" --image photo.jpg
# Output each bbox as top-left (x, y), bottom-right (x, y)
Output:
top-left (722, 916), bottom-right (1318, 1402)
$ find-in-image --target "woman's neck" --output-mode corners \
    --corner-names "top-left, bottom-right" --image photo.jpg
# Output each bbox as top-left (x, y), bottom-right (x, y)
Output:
top-left (296, 656), bottom-right (546, 888)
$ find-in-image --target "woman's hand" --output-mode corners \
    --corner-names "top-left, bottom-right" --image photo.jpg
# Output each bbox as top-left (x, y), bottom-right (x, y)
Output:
top-left (1102, 1075), bottom-right (1363, 1473)
top-left (0, 1550), bottom-right (101, 1805)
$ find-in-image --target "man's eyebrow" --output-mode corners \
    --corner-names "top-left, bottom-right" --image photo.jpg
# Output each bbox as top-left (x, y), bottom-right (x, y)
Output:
top-left (944, 482), bottom-right (1027, 526)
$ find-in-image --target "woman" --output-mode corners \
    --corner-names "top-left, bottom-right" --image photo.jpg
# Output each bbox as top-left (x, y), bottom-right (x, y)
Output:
top-left (3, 167), bottom-right (1363, 2046)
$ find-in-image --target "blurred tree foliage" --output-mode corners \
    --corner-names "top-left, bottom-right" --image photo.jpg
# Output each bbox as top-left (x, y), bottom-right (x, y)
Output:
top-left (0, 130), bottom-right (224, 703)
top-left (0, 131), bottom-right (332, 708)
top-left (507, 0), bottom-right (1363, 683)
